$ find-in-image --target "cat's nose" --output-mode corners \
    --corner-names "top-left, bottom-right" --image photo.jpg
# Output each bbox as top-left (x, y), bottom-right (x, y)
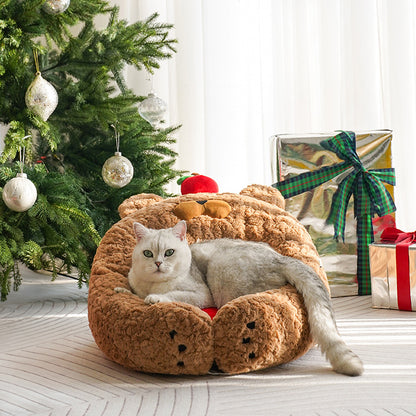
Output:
top-left (155, 261), bottom-right (162, 268)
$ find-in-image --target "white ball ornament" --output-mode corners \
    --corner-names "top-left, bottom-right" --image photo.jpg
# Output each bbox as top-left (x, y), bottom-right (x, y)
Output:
top-left (42, 0), bottom-right (70, 14)
top-left (2, 173), bottom-right (38, 212)
top-left (102, 152), bottom-right (134, 188)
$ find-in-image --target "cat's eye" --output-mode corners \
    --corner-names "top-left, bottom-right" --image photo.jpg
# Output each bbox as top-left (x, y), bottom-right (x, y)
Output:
top-left (143, 250), bottom-right (153, 258)
top-left (165, 249), bottom-right (175, 257)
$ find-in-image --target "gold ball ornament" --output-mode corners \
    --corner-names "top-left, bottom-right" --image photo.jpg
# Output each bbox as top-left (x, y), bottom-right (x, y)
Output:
top-left (138, 92), bottom-right (167, 128)
top-left (102, 152), bottom-right (134, 188)
top-left (42, 0), bottom-right (70, 14)
top-left (2, 173), bottom-right (38, 212)
top-left (25, 73), bottom-right (58, 121)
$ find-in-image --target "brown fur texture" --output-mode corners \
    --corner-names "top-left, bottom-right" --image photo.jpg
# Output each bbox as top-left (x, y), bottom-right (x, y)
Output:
top-left (88, 185), bottom-right (328, 375)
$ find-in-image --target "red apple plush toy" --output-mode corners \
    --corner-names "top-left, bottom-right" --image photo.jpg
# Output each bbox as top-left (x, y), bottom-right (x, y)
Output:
top-left (177, 173), bottom-right (219, 195)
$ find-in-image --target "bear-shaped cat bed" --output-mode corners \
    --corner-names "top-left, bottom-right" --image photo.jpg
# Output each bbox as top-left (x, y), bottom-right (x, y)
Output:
top-left (88, 184), bottom-right (329, 375)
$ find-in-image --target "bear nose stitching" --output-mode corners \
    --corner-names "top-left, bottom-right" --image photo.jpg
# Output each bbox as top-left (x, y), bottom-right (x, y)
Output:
top-left (155, 261), bottom-right (162, 267)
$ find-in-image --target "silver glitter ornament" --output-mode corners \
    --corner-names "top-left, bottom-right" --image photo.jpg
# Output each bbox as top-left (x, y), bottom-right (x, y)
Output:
top-left (2, 173), bottom-right (38, 212)
top-left (138, 92), bottom-right (167, 128)
top-left (42, 0), bottom-right (70, 14)
top-left (102, 152), bottom-right (134, 188)
top-left (25, 72), bottom-right (58, 121)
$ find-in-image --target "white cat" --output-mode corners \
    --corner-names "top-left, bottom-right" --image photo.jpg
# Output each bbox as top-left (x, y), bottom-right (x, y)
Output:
top-left (123, 220), bottom-right (215, 308)
top-left (117, 221), bottom-right (363, 376)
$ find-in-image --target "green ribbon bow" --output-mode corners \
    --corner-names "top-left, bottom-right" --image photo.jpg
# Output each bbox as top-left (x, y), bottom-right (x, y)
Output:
top-left (273, 131), bottom-right (396, 295)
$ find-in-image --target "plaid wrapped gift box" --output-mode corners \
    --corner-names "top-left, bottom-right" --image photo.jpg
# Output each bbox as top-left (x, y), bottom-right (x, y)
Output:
top-left (271, 130), bottom-right (396, 296)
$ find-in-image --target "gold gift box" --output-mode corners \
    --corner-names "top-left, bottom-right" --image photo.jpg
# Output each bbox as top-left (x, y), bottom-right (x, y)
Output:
top-left (271, 130), bottom-right (394, 297)
top-left (369, 243), bottom-right (416, 310)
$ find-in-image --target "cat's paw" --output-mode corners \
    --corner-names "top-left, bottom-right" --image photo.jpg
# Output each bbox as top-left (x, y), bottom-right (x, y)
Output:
top-left (145, 294), bottom-right (171, 304)
top-left (114, 287), bottom-right (132, 294)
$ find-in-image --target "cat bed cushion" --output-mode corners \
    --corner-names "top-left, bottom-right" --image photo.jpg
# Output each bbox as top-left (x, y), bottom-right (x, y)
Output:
top-left (88, 185), bottom-right (328, 375)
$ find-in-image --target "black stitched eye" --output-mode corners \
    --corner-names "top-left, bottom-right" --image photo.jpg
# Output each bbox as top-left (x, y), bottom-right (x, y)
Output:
top-left (165, 249), bottom-right (174, 257)
top-left (143, 250), bottom-right (153, 258)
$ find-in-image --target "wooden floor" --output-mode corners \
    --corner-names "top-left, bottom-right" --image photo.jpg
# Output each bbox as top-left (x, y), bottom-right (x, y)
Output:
top-left (1, 268), bottom-right (416, 416)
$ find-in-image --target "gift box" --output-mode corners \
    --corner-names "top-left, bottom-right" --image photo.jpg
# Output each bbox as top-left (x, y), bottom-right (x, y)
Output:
top-left (370, 228), bottom-right (416, 311)
top-left (271, 130), bottom-right (395, 296)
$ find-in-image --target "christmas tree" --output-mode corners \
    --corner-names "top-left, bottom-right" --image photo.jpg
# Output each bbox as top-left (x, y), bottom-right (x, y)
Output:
top-left (0, 0), bottom-right (180, 300)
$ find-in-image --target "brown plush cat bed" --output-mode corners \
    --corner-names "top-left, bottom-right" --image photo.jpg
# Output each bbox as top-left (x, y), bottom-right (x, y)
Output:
top-left (88, 185), bottom-right (328, 375)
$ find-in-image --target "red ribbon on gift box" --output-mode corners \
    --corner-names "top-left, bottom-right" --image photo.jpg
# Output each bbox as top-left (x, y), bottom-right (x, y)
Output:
top-left (381, 227), bottom-right (415, 311)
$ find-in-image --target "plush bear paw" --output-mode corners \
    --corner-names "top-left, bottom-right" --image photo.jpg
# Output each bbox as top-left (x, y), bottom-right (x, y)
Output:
top-left (213, 286), bottom-right (313, 374)
top-left (173, 200), bottom-right (231, 221)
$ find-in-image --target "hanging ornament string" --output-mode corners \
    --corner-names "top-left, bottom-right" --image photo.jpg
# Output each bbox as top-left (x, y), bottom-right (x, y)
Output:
top-left (33, 49), bottom-right (41, 75)
top-left (149, 73), bottom-right (154, 94)
top-left (19, 147), bottom-right (25, 174)
top-left (18, 136), bottom-right (31, 174)
top-left (111, 123), bottom-right (120, 153)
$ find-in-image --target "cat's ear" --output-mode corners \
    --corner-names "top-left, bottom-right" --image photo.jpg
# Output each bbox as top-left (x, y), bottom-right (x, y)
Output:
top-left (172, 220), bottom-right (187, 241)
top-left (133, 222), bottom-right (149, 242)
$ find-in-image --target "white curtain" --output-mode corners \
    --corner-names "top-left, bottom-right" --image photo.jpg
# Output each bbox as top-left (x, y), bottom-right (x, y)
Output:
top-left (112, 0), bottom-right (416, 230)
top-left (0, 1), bottom-right (411, 228)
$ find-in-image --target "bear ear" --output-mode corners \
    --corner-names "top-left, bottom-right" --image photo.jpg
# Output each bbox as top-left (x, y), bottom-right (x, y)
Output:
top-left (240, 184), bottom-right (285, 209)
top-left (118, 193), bottom-right (164, 218)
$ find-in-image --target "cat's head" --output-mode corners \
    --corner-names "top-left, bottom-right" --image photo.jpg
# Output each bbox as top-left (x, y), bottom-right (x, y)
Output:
top-left (130, 221), bottom-right (191, 281)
